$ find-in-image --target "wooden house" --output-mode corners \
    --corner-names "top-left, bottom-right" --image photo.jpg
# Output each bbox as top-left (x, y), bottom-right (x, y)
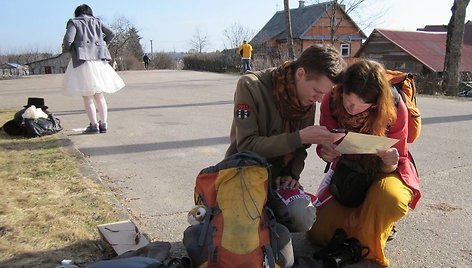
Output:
top-left (250, 0), bottom-right (367, 65)
top-left (355, 23), bottom-right (472, 75)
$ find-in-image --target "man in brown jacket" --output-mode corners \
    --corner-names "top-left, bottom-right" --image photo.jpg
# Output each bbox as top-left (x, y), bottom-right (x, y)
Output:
top-left (226, 45), bottom-right (346, 233)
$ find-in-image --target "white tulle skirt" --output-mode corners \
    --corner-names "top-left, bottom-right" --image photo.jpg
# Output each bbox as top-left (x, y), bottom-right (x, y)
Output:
top-left (63, 60), bottom-right (125, 96)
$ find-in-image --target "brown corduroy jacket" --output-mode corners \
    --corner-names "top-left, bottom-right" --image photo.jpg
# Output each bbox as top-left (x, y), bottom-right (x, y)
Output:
top-left (226, 69), bottom-right (314, 180)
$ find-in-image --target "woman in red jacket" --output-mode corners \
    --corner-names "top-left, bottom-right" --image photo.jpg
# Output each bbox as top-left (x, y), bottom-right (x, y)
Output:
top-left (307, 59), bottom-right (421, 267)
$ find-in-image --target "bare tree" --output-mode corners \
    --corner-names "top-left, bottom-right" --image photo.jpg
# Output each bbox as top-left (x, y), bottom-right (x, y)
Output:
top-left (189, 29), bottom-right (210, 53)
top-left (108, 16), bottom-right (134, 62)
top-left (1, 50), bottom-right (54, 65)
top-left (106, 16), bottom-right (145, 70)
top-left (442, 0), bottom-right (470, 96)
top-left (223, 23), bottom-right (254, 49)
top-left (308, 0), bottom-right (383, 44)
top-left (284, 0), bottom-right (295, 59)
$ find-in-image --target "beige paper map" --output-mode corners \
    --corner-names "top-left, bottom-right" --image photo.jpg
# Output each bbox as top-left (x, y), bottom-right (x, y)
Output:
top-left (335, 132), bottom-right (399, 154)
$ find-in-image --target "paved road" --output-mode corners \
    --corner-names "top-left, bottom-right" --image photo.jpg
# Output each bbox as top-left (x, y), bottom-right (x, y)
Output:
top-left (1, 70), bottom-right (471, 267)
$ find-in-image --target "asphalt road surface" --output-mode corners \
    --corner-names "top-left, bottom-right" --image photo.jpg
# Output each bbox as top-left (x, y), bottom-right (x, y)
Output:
top-left (1, 70), bottom-right (471, 267)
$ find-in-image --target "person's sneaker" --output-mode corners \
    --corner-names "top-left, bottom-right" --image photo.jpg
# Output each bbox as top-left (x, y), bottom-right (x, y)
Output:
top-left (83, 123), bottom-right (99, 134)
top-left (99, 121), bottom-right (107, 133)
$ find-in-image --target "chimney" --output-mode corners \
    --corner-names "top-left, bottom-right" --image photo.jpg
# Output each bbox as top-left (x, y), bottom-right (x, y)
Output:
top-left (298, 1), bottom-right (305, 8)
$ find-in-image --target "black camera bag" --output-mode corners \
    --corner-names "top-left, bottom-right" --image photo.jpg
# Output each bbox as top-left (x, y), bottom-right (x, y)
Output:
top-left (329, 158), bottom-right (373, 208)
top-left (314, 228), bottom-right (370, 268)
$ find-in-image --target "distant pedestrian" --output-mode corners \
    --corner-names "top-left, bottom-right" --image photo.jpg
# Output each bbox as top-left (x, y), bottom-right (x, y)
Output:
top-left (62, 4), bottom-right (125, 134)
top-left (238, 40), bottom-right (253, 73)
top-left (143, 54), bottom-right (150, 69)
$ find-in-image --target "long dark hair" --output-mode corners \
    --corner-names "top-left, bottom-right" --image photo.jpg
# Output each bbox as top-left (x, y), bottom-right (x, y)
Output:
top-left (74, 4), bottom-right (93, 17)
top-left (331, 60), bottom-right (398, 177)
top-left (332, 59), bottom-right (397, 137)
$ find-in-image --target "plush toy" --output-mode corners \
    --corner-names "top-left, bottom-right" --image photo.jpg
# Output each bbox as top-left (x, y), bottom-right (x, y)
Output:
top-left (187, 205), bottom-right (207, 225)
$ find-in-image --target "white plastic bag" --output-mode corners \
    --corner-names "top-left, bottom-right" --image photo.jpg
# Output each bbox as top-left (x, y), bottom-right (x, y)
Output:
top-left (22, 105), bottom-right (48, 119)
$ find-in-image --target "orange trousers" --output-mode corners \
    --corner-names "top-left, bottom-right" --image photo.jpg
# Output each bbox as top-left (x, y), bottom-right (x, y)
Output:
top-left (307, 173), bottom-right (413, 267)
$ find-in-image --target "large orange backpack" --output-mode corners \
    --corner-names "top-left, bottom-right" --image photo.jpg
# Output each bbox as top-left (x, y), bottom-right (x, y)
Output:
top-left (183, 151), bottom-right (291, 268)
top-left (386, 70), bottom-right (421, 143)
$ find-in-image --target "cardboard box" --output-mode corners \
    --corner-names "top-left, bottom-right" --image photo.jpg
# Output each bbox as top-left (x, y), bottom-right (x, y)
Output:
top-left (97, 220), bottom-right (150, 255)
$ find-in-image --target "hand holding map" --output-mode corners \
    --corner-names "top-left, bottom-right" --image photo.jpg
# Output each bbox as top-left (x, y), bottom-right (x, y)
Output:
top-left (335, 132), bottom-right (399, 154)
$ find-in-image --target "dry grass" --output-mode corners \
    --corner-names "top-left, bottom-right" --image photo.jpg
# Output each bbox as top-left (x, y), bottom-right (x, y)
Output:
top-left (0, 111), bottom-right (122, 268)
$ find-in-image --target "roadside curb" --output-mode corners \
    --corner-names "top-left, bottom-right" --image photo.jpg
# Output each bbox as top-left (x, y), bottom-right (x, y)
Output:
top-left (58, 133), bottom-right (132, 222)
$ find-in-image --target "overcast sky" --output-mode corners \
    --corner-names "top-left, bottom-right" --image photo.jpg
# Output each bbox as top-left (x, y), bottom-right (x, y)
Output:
top-left (0, 0), bottom-right (470, 54)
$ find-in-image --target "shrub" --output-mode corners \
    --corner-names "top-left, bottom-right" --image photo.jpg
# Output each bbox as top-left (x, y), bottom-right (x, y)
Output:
top-left (151, 53), bottom-right (178, 70)
top-left (182, 52), bottom-right (230, 73)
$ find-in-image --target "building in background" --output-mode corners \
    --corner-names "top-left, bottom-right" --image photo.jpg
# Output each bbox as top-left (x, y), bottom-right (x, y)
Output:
top-left (356, 22), bottom-right (472, 75)
top-left (0, 63), bottom-right (29, 78)
top-left (250, 1), bottom-right (366, 67)
top-left (27, 53), bottom-right (70, 75)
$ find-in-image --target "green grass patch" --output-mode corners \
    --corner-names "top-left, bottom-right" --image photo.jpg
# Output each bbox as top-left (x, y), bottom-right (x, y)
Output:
top-left (0, 111), bottom-right (122, 267)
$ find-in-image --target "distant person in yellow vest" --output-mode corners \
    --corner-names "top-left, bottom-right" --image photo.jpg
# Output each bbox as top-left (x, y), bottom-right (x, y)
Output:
top-left (238, 40), bottom-right (253, 73)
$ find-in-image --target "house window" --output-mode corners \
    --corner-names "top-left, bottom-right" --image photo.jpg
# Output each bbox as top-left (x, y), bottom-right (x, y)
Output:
top-left (340, 43), bottom-right (350, 57)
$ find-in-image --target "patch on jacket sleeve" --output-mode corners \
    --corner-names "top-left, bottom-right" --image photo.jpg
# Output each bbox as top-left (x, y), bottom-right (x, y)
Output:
top-left (235, 103), bottom-right (250, 119)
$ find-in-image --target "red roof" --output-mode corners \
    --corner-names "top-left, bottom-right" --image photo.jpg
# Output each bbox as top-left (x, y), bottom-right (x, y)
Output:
top-left (417, 23), bottom-right (472, 45)
top-left (362, 29), bottom-right (472, 72)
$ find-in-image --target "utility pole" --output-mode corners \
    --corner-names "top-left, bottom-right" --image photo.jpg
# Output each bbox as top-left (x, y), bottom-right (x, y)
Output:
top-left (150, 40), bottom-right (153, 58)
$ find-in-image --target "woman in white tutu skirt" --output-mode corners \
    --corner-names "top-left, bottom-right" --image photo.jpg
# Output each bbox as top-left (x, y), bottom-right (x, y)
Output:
top-left (62, 4), bottom-right (125, 134)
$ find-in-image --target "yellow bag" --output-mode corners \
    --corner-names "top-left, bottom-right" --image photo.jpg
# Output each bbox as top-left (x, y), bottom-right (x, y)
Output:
top-left (183, 151), bottom-right (288, 268)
